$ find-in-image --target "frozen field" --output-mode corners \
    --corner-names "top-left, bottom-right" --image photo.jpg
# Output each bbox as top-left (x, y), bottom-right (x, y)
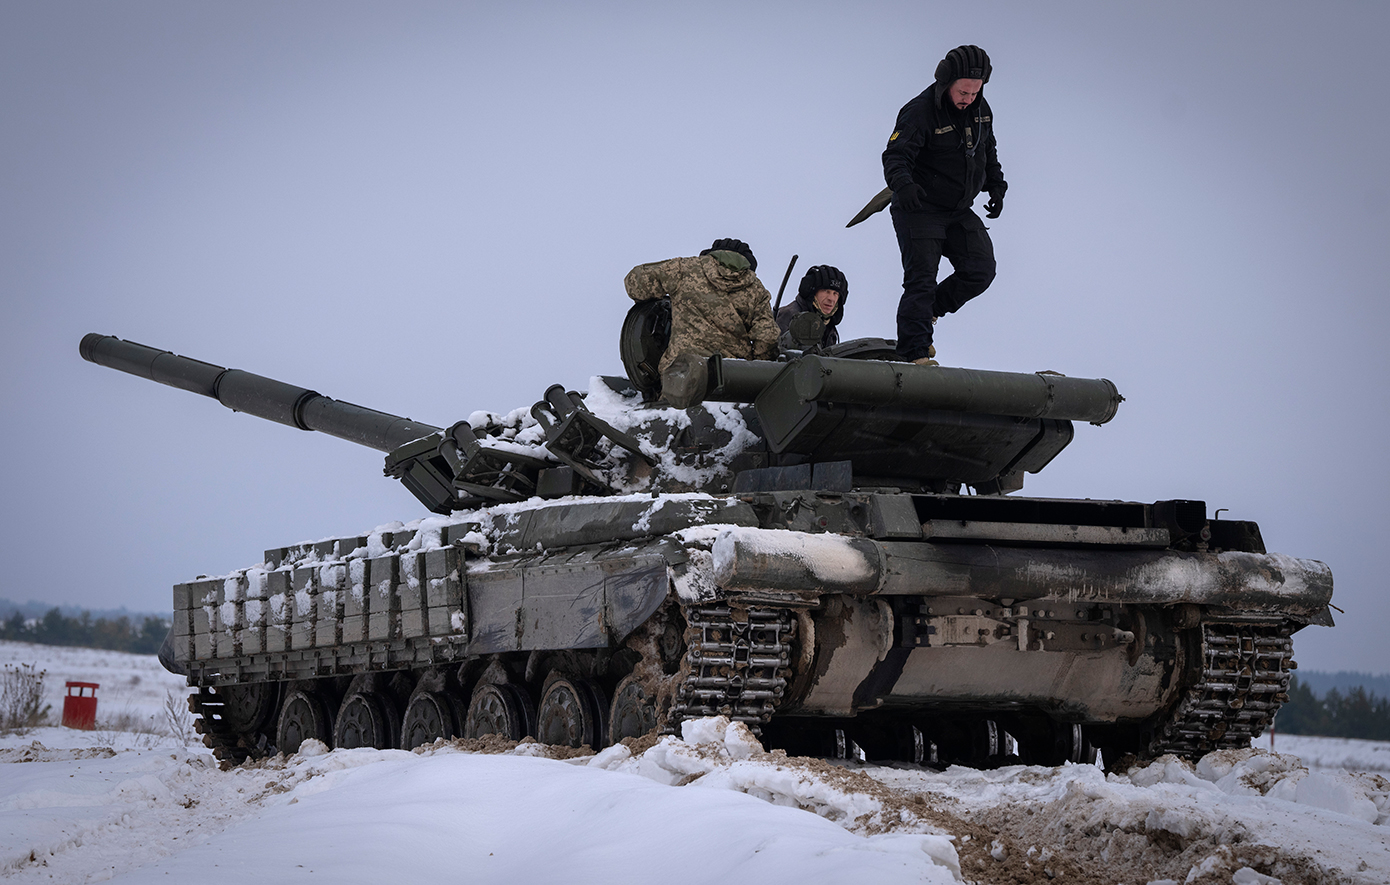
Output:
top-left (0, 639), bottom-right (190, 735)
top-left (2, 641), bottom-right (1386, 885)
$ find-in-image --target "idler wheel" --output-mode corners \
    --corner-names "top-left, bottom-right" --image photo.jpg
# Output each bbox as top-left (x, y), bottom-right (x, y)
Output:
top-left (465, 683), bottom-right (535, 741)
top-left (537, 677), bottom-right (607, 749)
top-left (277, 689), bottom-right (333, 754)
top-left (334, 691), bottom-right (393, 749)
top-left (607, 675), bottom-right (657, 744)
top-left (402, 691), bottom-right (459, 749)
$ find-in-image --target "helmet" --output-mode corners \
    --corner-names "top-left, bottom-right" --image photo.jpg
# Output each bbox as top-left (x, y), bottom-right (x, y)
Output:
top-left (934, 45), bottom-right (991, 85)
top-left (700, 238), bottom-right (757, 272)
top-left (797, 265), bottom-right (848, 302)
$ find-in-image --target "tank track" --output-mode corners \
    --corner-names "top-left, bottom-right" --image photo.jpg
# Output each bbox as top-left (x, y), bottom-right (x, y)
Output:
top-left (1147, 622), bottom-right (1294, 758)
top-left (191, 617), bottom-right (1293, 764)
top-left (190, 687), bottom-right (257, 767)
top-left (668, 604), bottom-right (796, 733)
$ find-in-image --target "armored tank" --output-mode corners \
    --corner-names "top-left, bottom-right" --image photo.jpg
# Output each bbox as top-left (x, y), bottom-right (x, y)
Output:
top-left (80, 326), bottom-right (1333, 768)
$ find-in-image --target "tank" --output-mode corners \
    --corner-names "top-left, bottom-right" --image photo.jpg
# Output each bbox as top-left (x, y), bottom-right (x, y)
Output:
top-left (80, 327), bottom-right (1333, 768)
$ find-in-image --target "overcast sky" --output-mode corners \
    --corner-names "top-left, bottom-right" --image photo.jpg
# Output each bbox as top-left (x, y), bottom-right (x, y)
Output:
top-left (3, 2), bottom-right (1386, 675)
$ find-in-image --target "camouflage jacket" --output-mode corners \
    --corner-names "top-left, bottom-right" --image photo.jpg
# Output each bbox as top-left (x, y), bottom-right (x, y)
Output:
top-left (624, 252), bottom-right (780, 371)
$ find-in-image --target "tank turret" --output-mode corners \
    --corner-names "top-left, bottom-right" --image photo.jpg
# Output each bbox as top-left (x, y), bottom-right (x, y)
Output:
top-left (83, 331), bottom-right (1121, 507)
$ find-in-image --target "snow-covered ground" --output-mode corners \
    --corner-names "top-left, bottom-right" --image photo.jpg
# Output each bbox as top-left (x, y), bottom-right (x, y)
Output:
top-left (1252, 730), bottom-right (1390, 775)
top-left (2, 641), bottom-right (1387, 885)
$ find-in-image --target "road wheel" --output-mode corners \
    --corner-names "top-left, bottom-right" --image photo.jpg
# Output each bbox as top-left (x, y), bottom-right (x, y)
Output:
top-left (402, 691), bottom-right (459, 749)
top-left (334, 691), bottom-right (393, 749)
top-left (464, 683), bottom-right (534, 741)
top-left (1043, 721), bottom-right (1096, 766)
top-left (852, 720), bottom-right (924, 764)
top-left (277, 689), bottom-right (333, 755)
top-left (537, 677), bottom-right (606, 749)
top-left (608, 676), bottom-right (657, 744)
top-left (935, 717), bottom-right (1004, 767)
top-left (760, 718), bottom-right (850, 759)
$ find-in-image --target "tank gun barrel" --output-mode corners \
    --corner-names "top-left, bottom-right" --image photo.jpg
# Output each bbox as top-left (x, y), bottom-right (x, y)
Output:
top-left (79, 333), bottom-right (441, 452)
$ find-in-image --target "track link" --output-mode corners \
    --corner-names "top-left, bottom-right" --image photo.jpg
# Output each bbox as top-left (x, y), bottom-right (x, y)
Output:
top-left (669, 604), bottom-right (796, 732)
top-left (1148, 622), bottom-right (1294, 758)
top-left (190, 687), bottom-right (251, 766)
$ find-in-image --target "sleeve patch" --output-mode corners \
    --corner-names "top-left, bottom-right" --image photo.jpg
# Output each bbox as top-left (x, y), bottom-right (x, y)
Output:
top-left (888, 131), bottom-right (900, 142)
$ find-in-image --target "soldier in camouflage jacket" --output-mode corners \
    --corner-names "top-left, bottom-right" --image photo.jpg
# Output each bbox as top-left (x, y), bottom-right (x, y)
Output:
top-left (624, 242), bottom-right (780, 375)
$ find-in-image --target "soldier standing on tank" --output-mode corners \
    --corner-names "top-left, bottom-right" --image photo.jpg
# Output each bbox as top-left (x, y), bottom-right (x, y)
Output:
top-left (624, 238), bottom-right (780, 408)
top-left (776, 265), bottom-right (848, 351)
top-left (883, 44), bottom-right (1006, 366)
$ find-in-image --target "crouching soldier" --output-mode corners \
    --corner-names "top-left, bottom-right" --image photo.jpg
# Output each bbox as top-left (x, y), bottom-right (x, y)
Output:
top-left (776, 264), bottom-right (847, 351)
top-left (624, 238), bottom-right (780, 408)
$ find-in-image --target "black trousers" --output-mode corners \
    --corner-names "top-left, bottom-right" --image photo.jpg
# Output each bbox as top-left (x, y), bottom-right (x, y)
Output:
top-left (891, 205), bottom-right (997, 361)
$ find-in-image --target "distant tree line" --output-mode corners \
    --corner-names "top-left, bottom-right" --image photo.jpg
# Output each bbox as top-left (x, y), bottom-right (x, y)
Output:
top-left (0, 608), bottom-right (169, 655)
top-left (1276, 675), bottom-right (1390, 741)
top-left (1293, 669), bottom-right (1390, 700)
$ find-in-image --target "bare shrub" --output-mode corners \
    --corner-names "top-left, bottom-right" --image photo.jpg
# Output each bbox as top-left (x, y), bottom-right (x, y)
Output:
top-left (0, 663), bottom-right (50, 732)
top-left (87, 705), bottom-right (163, 749)
top-left (162, 689), bottom-right (196, 746)
top-left (98, 708), bottom-right (159, 734)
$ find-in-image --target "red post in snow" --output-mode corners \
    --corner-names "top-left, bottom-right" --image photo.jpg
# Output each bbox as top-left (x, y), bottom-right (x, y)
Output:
top-left (61, 682), bottom-right (99, 730)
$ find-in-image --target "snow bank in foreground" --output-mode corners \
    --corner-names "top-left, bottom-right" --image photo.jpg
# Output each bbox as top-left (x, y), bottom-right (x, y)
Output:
top-left (3, 720), bottom-right (1389, 885)
top-left (588, 718), bottom-right (919, 829)
top-left (867, 746), bottom-right (1388, 885)
top-left (3, 636), bottom-right (1389, 885)
top-left (0, 723), bottom-right (960, 885)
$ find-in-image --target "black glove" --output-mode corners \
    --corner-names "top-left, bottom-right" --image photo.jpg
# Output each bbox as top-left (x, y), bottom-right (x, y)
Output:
top-left (893, 182), bottom-right (927, 212)
top-left (984, 190), bottom-right (1004, 219)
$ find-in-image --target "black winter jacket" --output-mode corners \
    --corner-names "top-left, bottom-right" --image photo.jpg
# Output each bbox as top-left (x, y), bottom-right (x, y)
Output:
top-left (882, 83), bottom-right (1006, 212)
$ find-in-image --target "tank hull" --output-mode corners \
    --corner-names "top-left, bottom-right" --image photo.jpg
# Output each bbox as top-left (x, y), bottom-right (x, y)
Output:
top-left (176, 488), bottom-right (1329, 768)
